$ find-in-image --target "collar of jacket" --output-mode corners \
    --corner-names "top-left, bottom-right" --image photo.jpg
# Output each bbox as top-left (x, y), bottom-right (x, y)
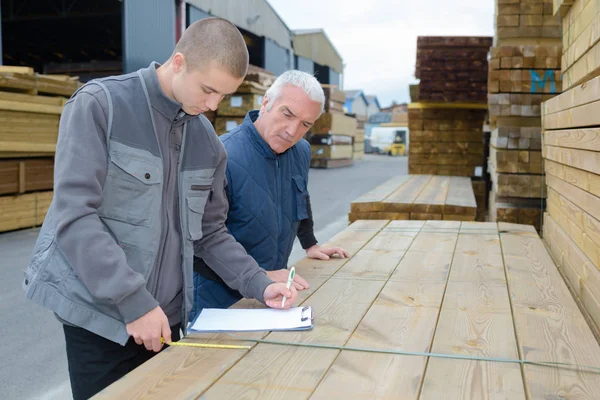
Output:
top-left (244, 110), bottom-right (289, 160)
top-left (140, 62), bottom-right (196, 125)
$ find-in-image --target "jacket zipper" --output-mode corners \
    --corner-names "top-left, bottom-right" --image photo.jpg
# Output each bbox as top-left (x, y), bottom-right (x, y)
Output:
top-left (276, 157), bottom-right (282, 241)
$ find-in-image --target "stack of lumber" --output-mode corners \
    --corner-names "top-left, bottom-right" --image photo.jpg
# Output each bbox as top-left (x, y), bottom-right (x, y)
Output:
top-left (471, 178), bottom-right (488, 221)
top-left (213, 80), bottom-right (267, 135)
top-left (0, 66), bottom-right (80, 232)
top-left (415, 36), bottom-right (493, 103)
top-left (495, 0), bottom-right (561, 44)
top-left (353, 128), bottom-right (365, 160)
top-left (96, 220), bottom-right (600, 400)
top-left (408, 105), bottom-right (487, 176)
top-left (211, 65), bottom-right (275, 134)
top-left (487, 1), bottom-right (562, 232)
top-left (556, 0), bottom-right (600, 89)
top-left (348, 175), bottom-right (477, 222)
top-left (542, 72), bottom-right (600, 333)
top-left (310, 85), bottom-right (356, 169)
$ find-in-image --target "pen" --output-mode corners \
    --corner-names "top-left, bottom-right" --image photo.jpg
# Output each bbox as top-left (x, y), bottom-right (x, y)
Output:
top-left (281, 266), bottom-right (295, 308)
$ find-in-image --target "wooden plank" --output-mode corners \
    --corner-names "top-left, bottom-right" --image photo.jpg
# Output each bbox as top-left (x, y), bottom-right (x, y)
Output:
top-left (544, 127), bottom-right (600, 151)
top-left (381, 175), bottom-right (431, 213)
top-left (412, 176), bottom-right (450, 215)
top-left (545, 144), bottom-right (600, 175)
top-left (544, 212), bottom-right (600, 341)
top-left (312, 222), bottom-right (457, 399)
top-left (420, 223), bottom-right (526, 399)
top-left (444, 176), bottom-right (477, 216)
top-left (348, 212), bottom-right (409, 223)
top-left (546, 174), bottom-right (600, 224)
top-left (562, 10), bottom-right (600, 73)
top-left (542, 72), bottom-right (600, 116)
top-left (563, 40), bottom-right (600, 93)
top-left (501, 221), bottom-right (600, 398)
top-left (547, 187), bottom-right (600, 270)
top-left (94, 220), bottom-right (389, 399)
top-left (200, 281), bottom-right (385, 398)
top-left (545, 158), bottom-right (600, 197)
top-left (350, 175), bottom-right (412, 213)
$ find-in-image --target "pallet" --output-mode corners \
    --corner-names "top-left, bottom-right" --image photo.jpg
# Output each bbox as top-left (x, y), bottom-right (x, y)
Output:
top-left (95, 220), bottom-right (600, 399)
top-left (309, 158), bottom-right (353, 169)
top-left (349, 175), bottom-right (477, 222)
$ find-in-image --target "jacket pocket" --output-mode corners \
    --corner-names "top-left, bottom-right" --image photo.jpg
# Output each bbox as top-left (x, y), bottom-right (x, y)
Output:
top-left (292, 175), bottom-right (309, 221)
top-left (186, 177), bottom-right (213, 241)
top-left (99, 152), bottom-right (162, 227)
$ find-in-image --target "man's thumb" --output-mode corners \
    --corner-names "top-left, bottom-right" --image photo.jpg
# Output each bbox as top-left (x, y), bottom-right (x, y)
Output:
top-left (162, 320), bottom-right (172, 344)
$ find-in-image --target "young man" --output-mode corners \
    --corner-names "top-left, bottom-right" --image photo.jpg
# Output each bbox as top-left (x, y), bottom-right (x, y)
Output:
top-left (23, 18), bottom-right (298, 400)
top-left (191, 70), bottom-right (349, 320)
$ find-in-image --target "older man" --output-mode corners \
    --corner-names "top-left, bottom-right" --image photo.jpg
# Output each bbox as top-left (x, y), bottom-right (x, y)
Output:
top-left (191, 70), bottom-right (349, 320)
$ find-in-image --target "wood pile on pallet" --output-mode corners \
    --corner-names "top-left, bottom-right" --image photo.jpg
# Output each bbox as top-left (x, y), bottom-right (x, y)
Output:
top-left (0, 66), bottom-right (81, 233)
top-left (540, 0), bottom-right (600, 334)
top-left (348, 175), bottom-right (477, 222)
top-left (96, 220), bottom-right (600, 399)
top-left (408, 36), bottom-right (491, 194)
top-left (487, 0), bottom-right (562, 232)
top-left (309, 85), bottom-right (356, 169)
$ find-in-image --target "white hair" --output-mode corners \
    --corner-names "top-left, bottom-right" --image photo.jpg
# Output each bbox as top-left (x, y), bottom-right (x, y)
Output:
top-left (263, 70), bottom-right (325, 115)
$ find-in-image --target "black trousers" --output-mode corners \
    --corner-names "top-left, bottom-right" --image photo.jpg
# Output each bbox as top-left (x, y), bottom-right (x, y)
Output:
top-left (63, 324), bottom-right (181, 400)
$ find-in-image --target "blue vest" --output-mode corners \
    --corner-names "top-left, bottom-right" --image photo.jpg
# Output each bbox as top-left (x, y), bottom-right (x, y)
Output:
top-left (192, 111), bottom-right (310, 312)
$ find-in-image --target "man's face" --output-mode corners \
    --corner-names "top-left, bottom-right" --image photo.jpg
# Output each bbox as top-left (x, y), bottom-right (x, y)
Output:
top-left (172, 57), bottom-right (243, 116)
top-left (258, 84), bottom-right (322, 154)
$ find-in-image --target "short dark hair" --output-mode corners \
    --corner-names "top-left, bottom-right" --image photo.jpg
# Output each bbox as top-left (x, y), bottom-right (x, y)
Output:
top-left (173, 17), bottom-right (249, 78)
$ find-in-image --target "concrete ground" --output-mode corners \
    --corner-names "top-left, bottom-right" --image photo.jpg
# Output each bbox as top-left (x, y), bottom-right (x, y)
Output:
top-left (0, 153), bottom-right (406, 400)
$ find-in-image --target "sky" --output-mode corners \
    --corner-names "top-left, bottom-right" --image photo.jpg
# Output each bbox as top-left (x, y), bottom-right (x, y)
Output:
top-left (268, 0), bottom-right (495, 108)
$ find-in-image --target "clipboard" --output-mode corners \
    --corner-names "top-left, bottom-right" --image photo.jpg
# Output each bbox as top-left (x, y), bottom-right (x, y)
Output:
top-left (189, 306), bottom-right (314, 333)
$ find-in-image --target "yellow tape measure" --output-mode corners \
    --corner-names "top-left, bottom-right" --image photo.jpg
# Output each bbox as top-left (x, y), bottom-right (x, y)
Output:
top-left (161, 337), bottom-right (251, 350)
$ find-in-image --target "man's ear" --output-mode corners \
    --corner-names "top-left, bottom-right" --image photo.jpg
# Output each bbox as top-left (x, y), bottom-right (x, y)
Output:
top-left (172, 53), bottom-right (186, 73)
top-left (260, 95), bottom-right (270, 113)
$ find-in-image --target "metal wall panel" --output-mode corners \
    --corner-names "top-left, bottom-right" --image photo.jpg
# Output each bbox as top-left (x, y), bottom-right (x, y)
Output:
top-left (329, 68), bottom-right (341, 88)
top-left (186, 3), bottom-right (211, 25)
top-left (123, 0), bottom-right (175, 73)
top-left (186, 0), bottom-right (292, 49)
top-left (264, 37), bottom-right (292, 76)
top-left (295, 55), bottom-right (314, 75)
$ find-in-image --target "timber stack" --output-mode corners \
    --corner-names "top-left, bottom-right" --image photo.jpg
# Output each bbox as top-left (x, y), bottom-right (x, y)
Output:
top-left (487, 0), bottom-right (562, 232)
top-left (211, 66), bottom-right (275, 135)
top-left (409, 36), bottom-right (492, 221)
top-left (309, 84), bottom-right (356, 169)
top-left (542, 0), bottom-right (600, 335)
top-left (348, 175), bottom-right (477, 223)
top-left (0, 66), bottom-right (81, 233)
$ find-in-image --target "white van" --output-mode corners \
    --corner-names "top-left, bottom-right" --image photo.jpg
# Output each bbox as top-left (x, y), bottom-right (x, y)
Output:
top-left (370, 127), bottom-right (410, 155)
